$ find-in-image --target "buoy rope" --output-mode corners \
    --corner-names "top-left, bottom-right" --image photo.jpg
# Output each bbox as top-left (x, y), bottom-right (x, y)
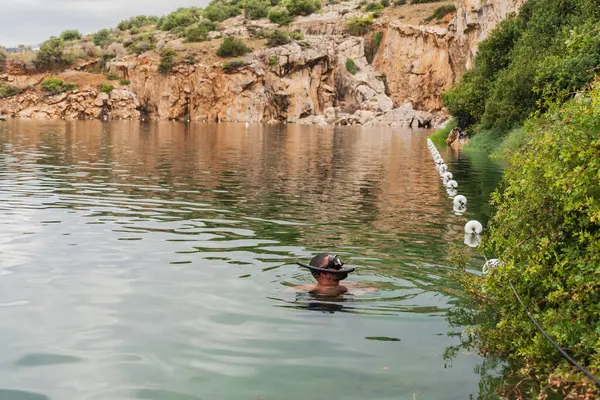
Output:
top-left (508, 281), bottom-right (600, 388)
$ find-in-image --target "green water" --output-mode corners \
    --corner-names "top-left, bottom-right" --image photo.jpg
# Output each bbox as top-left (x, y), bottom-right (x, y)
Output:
top-left (0, 120), bottom-right (505, 400)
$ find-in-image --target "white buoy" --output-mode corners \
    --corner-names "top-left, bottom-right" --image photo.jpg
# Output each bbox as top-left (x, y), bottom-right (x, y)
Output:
top-left (453, 195), bottom-right (467, 213)
top-left (482, 259), bottom-right (501, 275)
top-left (464, 220), bottom-right (483, 234)
top-left (453, 195), bottom-right (467, 208)
top-left (245, 121), bottom-right (249, 128)
top-left (464, 233), bottom-right (481, 248)
top-left (447, 188), bottom-right (458, 198)
top-left (438, 164), bottom-right (448, 174)
top-left (446, 180), bottom-right (458, 189)
top-left (442, 172), bottom-right (453, 181)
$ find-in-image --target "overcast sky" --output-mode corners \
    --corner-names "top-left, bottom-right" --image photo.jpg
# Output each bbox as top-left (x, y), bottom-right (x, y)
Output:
top-left (0, 0), bottom-right (210, 47)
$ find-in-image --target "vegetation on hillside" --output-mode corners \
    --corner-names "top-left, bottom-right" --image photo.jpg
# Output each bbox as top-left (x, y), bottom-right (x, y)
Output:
top-left (442, 0), bottom-right (600, 144)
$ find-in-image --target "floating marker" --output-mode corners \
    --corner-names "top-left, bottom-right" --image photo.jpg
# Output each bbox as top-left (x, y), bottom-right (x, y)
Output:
top-left (482, 259), bottom-right (501, 275)
top-left (464, 233), bottom-right (481, 248)
top-left (446, 180), bottom-right (458, 189)
top-left (464, 220), bottom-right (483, 234)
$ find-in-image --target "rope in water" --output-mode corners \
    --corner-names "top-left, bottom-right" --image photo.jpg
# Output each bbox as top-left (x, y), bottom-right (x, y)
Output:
top-left (508, 281), bottom-right (600, 388)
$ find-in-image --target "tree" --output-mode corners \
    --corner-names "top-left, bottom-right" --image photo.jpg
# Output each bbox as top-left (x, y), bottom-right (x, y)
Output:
top-left (60, 30), bottom-right (82, 41)
top-left (244, 0), bottom-right (271, 19)
top-left (268, 8), bottom-right (292, 25)
top-left (34, 37), bottom-right (71, 70)
top-left (284, 0), bottom-right (321, 16)
top-left (216, 37), bottom-right (251, 57)
top-left (92, 29), bottom-right (112, 47)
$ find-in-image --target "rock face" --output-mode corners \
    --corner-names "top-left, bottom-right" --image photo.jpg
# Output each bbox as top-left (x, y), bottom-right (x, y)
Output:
top-left (0, 0), bottom-right (527, 124)
top-left (373, 23), bottom-right (454, 112)
top-left (450, 0), bottom-right (527, 72)
top-left (0, 88), bottom-right (140, 120)
top-left (108, 35), bottom-right (393, 123)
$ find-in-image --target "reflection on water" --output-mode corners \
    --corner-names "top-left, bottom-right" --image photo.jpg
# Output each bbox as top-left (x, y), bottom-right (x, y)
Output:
top-left (0, 120), bottom-right (504, 400)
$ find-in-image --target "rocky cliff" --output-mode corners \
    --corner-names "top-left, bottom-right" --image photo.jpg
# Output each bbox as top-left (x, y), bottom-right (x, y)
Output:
top-left (0, 0), bottom-right (527, 125)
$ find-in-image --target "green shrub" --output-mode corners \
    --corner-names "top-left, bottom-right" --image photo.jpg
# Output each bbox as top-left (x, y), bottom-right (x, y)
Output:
top-left (34, 37), bottom-right (72, 70)
top-left (429, 118), bottom-right (457, 143)
top-left (119, 79), bottom-right (131, 85)
top-left (244, 0), bottom-right (271, 19)
top-left (101, 84), bottom-right (115, 93)
top-left (184, 20), bottom-right (216, 42)
top-left (41, 78), bottom-right (76, 94)
top-left (222, 59), bottom-right (248, 73)
top-left (118, 15), bottom-right (159, 31)
top-left (424, 4), bottom-right (456, 23)
top-left (92, 29), bottom-right (112, 47)
top-left (410, 0), bottom-right (443, 3)
top-left (290, 30), bottom-right (304, 40)
top-left (268, 55), bottom-right (278, 67)
top-left (158, 7), bottom-right (202, 30)
top-left (285, 0), bottom-right (321, 16)
top-left (490, 127), bottom-right (530, 159)
top-left (268, 8), bottom-right (293, 25)
top-left (363, 2), bottom-right (383, 12)
top-left (105, 73), bottom-right (120, 81)
top-left (345, 58), bottom-right (358, 75)
top-left (393, 0), bottom-right (406, 5)
top-left (204, 1), bottom-right (242, 22)
top-left (158, 48), bottom-right (176, 74)
top-left (365, 30), bottom-right (382, 63)
top-left (346, 15), bottom-right (373, 36)
top-left (60, 30), bottom-right (82, 41)
top-left (380, 0), bottom-right (390, 6)
top-left (459, 83), bottom-right (600, 397)
top-left (216, 37), bottom-right (252, 57)
top-left (0, 82), bottom-right (24, 98)
top-left (267, 29), bottom-right (291, 47)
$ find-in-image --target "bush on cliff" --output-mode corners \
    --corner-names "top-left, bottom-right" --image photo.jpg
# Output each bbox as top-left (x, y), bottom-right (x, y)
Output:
top-left (216, 37), bottom-right (251, 57)
top-left (456, 82), bottom-right (600, 398)
top-left (101, 84), bottom-right (115, 93)
top-left (244, 0), bottom-right (271, 19)
top-left (284, 0), bottom-right (321, 16)
top-left (365, 30), bottom-right (382, 63)
top-left (345, 58), bottom-right (358, 75)
top-left (184, 19), bottom-right (217, 42)
top-left (268, 8), bottom-right (293, 25)
top-left (157, 7), bottom-right (202, 31)
top-left (0, 82), bottom-right (24, 98)
top-left (158, 48), bottom-right (176, 74)
top-left (266, 30), bottom-right (291, 47)
top-left (118, 15), bottom-right (159, 31)
top-left (41, 78), bottom-right (76, 94)
top-left (34, 37), bottom-right (73, 70)
top-left (346, 15), bottom-right (373, 36)
top-left (363, 2), bottom-right (383, 12)
top-left (204, 0), bottom-right (242, 22)
top-left (424, 4), bottom-right (456, 23)
top-left (442, 0), bottom-right (600, 136)
top-left (59, 30), bottom-right (82, 41)
top-left (92, 29), bottom-right (113, 47)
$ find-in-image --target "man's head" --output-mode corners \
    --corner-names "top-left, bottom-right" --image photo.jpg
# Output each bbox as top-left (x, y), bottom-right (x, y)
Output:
top-left (308, 253), bottom-right (349, 285)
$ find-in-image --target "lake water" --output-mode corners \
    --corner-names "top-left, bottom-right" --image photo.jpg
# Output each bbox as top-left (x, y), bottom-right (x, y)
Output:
top-left (0, 120), bottom-right (505, 400)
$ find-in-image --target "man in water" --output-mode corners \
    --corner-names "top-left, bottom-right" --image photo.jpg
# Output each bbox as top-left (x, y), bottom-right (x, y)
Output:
top-left (296, 253), bottom-right (376, 296)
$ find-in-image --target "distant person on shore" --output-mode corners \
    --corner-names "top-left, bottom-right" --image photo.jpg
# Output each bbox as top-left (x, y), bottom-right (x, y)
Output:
top-left (295, 253), bottom-right (377, 296)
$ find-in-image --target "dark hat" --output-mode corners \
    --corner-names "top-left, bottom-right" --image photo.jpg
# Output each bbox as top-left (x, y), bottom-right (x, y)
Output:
top-left (297, 253), bottom-right (356, 274)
